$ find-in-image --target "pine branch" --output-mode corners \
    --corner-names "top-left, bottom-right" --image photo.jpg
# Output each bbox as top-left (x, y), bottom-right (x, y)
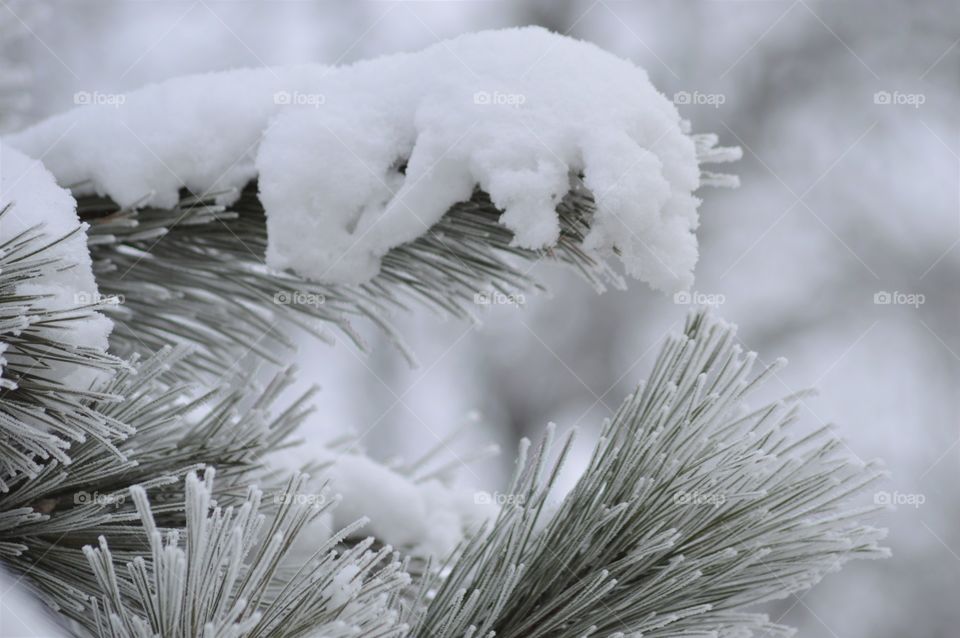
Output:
top-left (83, 468), bottom-right (410, 638)
top-left (0, 204), bottom-right (127, 491)
top-left (406, 310), bottom-right (888, 638)
top-left (79, 182), bottom-right (615, 375)
top-left (0, 345), bottom-right (320, 627)
top-left (79, 132), bottom-right (733, 375)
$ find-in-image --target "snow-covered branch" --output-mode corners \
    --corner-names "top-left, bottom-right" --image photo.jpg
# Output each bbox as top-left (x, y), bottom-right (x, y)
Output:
top-left (8, 27), bottom-right (738, 293)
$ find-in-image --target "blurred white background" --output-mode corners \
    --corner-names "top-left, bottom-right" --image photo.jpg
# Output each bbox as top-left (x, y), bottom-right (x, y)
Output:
top-left (6, 1), bottom-right (958, 636)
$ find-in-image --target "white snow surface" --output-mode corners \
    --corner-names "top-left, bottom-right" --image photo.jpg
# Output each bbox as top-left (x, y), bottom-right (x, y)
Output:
top-left (326, 453), bottom-right (495, 558)
top-left (0, 143), bottom-right (112, 388)
top-left (0, 567), bottom-right (66, 637)
top-left (7, 27), bottom-right (706, 292)
top-left (321, 563), bottom-right (362, 609)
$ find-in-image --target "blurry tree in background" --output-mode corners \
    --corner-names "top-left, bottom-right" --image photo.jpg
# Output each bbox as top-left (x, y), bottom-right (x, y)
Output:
top-left (10, 1), bottom-right (959, 636)
top-left (0, 0), bottom-right (42, 132)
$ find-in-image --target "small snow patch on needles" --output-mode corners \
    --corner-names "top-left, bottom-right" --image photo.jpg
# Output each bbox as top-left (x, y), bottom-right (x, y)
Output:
top-left (0, 143), bottom-right (112, 387)
top-left (327, 453), bottom-right (493, 558)
top-left (7, 27), bottom-right (732, 292)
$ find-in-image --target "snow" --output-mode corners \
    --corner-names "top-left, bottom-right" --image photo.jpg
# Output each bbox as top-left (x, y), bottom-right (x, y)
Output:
top-left (324, 452), bottom-right (495, 558)
top-left (7, 27), bottom-right (709, 292)
top-left (321, 563), bottom-right (362, 609)
top-left (0, 143), bottom-right (112, 388)
top-left (0, 567), bottom-right (65, 637)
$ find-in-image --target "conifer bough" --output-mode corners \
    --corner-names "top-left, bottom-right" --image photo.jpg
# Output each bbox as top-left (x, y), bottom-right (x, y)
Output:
top-left (0, 27), bottom-right (884, 638)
